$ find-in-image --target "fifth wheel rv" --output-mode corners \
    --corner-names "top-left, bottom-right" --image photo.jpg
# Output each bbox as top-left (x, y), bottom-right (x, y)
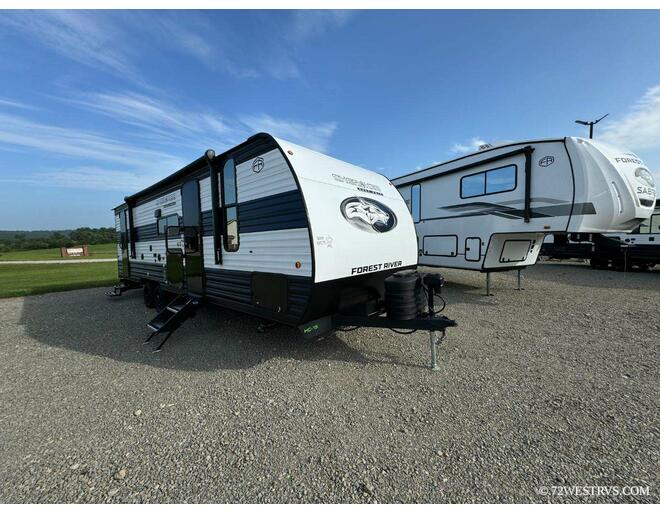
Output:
top-left (109, 133), bottom-right (455, 367)
top-left (392, 138), bottom-right (655, 278)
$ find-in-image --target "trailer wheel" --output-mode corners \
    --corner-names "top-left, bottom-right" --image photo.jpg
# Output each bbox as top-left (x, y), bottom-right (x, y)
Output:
top-left (143, 282), bottom-right (156, 308)
top-left (154, 286), bottom-right (171, 312)
top-left (612, 259), bottom-right (628, 272)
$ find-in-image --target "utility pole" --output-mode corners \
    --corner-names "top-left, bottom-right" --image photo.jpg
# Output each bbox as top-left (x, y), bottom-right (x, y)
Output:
top-left (575, 113), bottom-right (609, 139)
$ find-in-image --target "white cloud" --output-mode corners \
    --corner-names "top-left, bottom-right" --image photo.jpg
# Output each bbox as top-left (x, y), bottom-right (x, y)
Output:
top-left (0, 11), bottom-right (138, 80)
top-left (0, 95), bottom-right (339, 191)
top-left (601, 85), bottom-right (660, 151)
top-left (122, 11), bottom-right (262, 80)
top-left (599, 85), bottom-right (660, 188)
top-left (261, 10), bottom-right (353, 79)
top-left (194, 10), bottom-right (354, 80)
top-left (0, 110), bottom-right (188, 193)
top-left (288, 10), bottom-right (352, 45)
top-left (158, 19), bottom-right (214, 63)
top-left (0, 97), bottom-right (33, 110)
top-left (240, 114), bottom-right (337, 152)
top-left (1, 10), bottom-right (354, 83)
top-left (0, 111), bottom-right (183, 170)
top-left (59, 90), bottom-right (338, 152)
top-left (450, 137), bottom-right (488, 154)
top-left (0, 167), bottom-right (151, 192)
top-left (61, 91), bottom-right (237, 150)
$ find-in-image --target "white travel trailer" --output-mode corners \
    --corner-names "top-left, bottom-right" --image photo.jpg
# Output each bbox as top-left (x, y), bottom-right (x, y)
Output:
top-left (542, 200), bottom-right (659, 270)
top-left (110, 133), bottom-right (454, 363)
top-left (600, 200), bottom-right (660, 269)
top-left (392, 138), bottom-right (655, 284)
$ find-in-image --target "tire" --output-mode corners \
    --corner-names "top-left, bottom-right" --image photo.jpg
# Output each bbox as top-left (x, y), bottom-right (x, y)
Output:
top-left (154, 286), bottom-right (170, 312)
top-left (143, 282), bottom-right (156, 308)
top-left (612, 259), bottom-right (626, 272)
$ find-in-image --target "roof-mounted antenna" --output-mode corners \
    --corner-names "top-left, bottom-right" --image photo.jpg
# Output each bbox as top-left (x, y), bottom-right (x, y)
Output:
top-left (575, 113), bottom-right (609, 139)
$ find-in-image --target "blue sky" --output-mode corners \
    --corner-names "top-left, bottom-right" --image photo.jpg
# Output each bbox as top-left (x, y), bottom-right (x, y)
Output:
top-left (1, 9), bottom-right (659, 230)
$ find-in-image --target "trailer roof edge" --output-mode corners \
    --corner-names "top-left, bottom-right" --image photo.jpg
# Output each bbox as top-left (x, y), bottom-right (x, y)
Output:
top-left (392, 137), bottom-right (569, 186)
top-left (122, 133), bottom-right (274, 204)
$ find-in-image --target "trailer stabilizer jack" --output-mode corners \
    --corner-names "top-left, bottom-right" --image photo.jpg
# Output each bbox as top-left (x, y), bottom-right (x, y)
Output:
top-left (105, 281), bottom-right (140, 297)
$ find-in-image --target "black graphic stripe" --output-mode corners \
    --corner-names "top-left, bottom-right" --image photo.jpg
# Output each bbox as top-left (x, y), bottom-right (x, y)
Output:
top-left (200, 189), bottom-right (308, 237)
top-left (430, 202), bottom-right (596, 221)
top-left (239, 189), bottom-right (307, 233)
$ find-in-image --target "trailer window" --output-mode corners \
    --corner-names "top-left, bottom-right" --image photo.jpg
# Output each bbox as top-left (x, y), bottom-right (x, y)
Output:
top-left (411, 184), bottom-right (421, 222)
top-left (461, 173), bottom-right (486, 198)
top-left (157, 214), bottom-right (179, 235)
top-left (223, 158), bottom-right (239, 252)
top-left (636, 218), bottom-right (650, 234)
top-left (486, 166), bottom-right (516, 194)
top-left (460, 165), bottom-right (517, 198)
top-left (650, 214), bottom-right (660, 234)
top-left (127, 210), bottom-right (136, 259)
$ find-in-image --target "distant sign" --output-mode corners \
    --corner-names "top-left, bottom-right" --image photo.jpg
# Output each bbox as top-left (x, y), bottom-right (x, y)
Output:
top-left (60, 245), bottom-right (89, 258)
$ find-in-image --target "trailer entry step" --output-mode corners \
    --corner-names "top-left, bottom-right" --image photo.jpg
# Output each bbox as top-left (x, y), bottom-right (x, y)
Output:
top-left (144, 295), bottom-right (198, 353)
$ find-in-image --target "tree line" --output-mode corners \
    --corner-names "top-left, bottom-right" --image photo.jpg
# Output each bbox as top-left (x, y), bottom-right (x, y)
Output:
top-left (0, 227), bottom-right (116, 253)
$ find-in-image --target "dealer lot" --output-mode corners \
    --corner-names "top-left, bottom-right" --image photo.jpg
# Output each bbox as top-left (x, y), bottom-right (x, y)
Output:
top-left (0, 263), bottom-right (657, 503)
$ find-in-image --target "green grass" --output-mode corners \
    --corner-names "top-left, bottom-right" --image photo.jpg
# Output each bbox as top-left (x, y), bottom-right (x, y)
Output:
top-left (0, 243), bottom-right (117, 261)
top-left (0, 262), bottom-right (118, 298)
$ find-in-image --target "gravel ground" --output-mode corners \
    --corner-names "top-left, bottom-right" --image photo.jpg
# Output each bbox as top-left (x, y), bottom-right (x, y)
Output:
top-left (0, 262), bottom-right (658, 503)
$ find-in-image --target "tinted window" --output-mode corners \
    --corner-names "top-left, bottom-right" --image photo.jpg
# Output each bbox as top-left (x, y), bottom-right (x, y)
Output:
top-left (157, 214), bottom-right (179, 235)
top-left (651, 214), bottom-right (660, 234)
top-left (181, 180), bottom-right (200, 227)
top-left (222, 159), bottom-right (239, 252)
top-left (223, 159), bottom-right (237, 205)
top-left (460, 165), bottom-right (517, 198)
top-left (411, 184), bottom-right (421, 222)
top-left (461, 173), bottom-right (486, 198)
top-left (486, 166), bottom-right (516, 194)
top-left (225, 206), bottom-right (239, 252)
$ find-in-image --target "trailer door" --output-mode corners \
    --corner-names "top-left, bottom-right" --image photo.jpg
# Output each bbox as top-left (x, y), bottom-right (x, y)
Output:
top-left (181, 179), bottom-right (203, 295)
top-left (119, 209), bottom-right (129, 278)
top-left (164, 180), bottom-right (203, 294)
